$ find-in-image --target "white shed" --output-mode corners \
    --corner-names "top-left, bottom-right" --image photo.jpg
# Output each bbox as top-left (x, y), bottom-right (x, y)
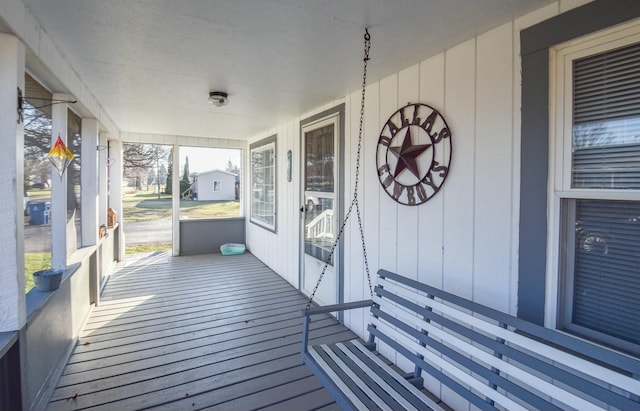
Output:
top-left (192, 170), bottom-right (236, 201)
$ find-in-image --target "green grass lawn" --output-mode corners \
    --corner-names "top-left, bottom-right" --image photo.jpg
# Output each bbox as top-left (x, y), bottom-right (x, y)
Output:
top-left (125, 242), bottom-right (172, 254)
top-left (25, 252), bottom-right (51, 292)
top-left (123, 189), bottom-right (240, 221)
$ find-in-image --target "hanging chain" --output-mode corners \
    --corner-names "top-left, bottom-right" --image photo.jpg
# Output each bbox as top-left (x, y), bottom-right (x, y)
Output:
top-left (306, 28), bottom-right (372, 311)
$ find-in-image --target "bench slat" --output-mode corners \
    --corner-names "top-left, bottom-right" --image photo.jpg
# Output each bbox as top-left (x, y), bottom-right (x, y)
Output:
top-left (371, 306), bottom-right (564, 411)
top-left (377, 269), bottom-right (640, 376)
top-left (320, 344), bottom-right (396, 410)
top-left (309, 341), bottom-right (445, 411)
top-left (341, 341), bottom-right (445, 411)
top-left (308, 345), bottom-right (374, 411)
top-left (371, 309), bottom-right (609, 411)
top-left (376, 277), bottom-right (640, 395)
top-left (369, 325), bottom-right (530, 411)
top-left (373, 291), bottom-right (640, 410)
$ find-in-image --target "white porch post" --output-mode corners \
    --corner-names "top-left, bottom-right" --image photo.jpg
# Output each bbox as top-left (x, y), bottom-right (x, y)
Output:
top-left (81, 118), bottom-right (99, 247)
top-left (50, 93), bottom-right (69, 269)
top-left (172, 144), bottom-right (180, 256)
top-left (98, 132), bottom-right (108, 227)
top-left (0, 33), bottom-right (25, 331)
top-left (109, 139), bottom-right (124, 261)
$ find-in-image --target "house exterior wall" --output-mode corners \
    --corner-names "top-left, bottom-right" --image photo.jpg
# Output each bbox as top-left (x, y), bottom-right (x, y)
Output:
top-left (245, 3), bottom-right (601, 406)
top-left (196, 171), bottom-right (235, 201)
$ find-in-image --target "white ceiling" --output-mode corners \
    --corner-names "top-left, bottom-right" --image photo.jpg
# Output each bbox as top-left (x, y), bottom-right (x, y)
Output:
top-left (20, 0), bottom-right (555, 140)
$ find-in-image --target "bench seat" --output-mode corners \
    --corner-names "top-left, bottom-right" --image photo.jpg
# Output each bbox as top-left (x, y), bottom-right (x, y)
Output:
top-left (301, 269), bottom-right (640, 411)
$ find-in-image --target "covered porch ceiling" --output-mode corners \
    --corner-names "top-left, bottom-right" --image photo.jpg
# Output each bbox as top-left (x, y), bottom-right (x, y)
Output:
top-left (16, 0), bottom-right (555, 140)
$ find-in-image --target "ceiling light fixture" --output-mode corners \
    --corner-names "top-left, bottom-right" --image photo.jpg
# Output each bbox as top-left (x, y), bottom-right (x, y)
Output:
top-left (208, 91), bottom-right (228, 107)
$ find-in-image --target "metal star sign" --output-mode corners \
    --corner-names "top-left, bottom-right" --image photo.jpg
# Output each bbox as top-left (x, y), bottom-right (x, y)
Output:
top-left (48, 134), bottom-right (75, 178)
top-left (388, 127), bottom-right (432, 179)
top-left (376, 103), bottom-right (452, 206)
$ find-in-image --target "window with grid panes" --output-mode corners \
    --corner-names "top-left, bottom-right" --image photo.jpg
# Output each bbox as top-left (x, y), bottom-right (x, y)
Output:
top-left (250, 135), bottom-right (277, 232)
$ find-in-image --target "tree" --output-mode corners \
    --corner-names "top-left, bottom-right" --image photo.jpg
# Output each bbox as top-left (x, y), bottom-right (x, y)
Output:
top-left (23, 103), bottom-right (52, 189)
top-left (123, 143), bottom-right (169, 193)
top-left (180, 156), bottom-right (191, 198)
top-left (158, 164), bottom-right (167, 187)
top-left (165, 148), bottom-right (173, 194)
top-left (225, 159), bottom-right (240, 175)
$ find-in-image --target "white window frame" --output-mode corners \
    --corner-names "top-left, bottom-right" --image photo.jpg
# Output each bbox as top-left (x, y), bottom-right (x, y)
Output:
top-left (213, 180), bottom-right (221, 192)
top-left (547, 20), bottom-right (640, 348)
top-left (250, 135), bottom-right (277, 232)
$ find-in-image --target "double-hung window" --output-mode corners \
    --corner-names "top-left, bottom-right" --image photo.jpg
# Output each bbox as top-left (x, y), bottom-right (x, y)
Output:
top-left (250, 135), bottom-right (277, 232)
top-left (550, 21), bottom-right (640, 355)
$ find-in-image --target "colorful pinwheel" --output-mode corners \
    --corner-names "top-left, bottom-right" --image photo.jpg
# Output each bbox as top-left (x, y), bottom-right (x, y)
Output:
top-left (48, 134), bottom-right (75, 178)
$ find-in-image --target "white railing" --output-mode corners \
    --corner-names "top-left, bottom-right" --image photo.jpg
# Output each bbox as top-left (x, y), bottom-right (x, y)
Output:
top-left (306, 209), bottom-right (334, 240)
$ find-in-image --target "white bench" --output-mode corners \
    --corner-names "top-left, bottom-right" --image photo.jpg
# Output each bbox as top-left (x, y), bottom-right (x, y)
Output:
top-left (301, 269), bottom-right (640, 411)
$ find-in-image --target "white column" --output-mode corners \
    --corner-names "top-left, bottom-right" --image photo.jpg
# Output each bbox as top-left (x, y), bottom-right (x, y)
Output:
top-left (172, 144), bottom-right (180, 256)
top-left (0, 34), bottom-right (25, 331)
top-left (98, 132), bottom-right (108, 227)
top-left (50, 93), bottom-right (69, 269)
top-left (81, 118), bottom-right (99, 246)
top-left (109, 139), bottom-right (124, 261)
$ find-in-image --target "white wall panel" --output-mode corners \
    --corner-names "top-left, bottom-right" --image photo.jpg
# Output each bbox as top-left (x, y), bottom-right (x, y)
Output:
top-left (474, 23), bottom-right (514, 312)
top-left (345, 91), bottom-right (360, 318)
top-left (396, 64), bottom-right (421, 281)
top-left (442, 39), bottom-right (476, 301)
top-left (418, 53), bottom-right (446, 290)
top-left (377, 74), bottom-right (399, 274)
top-left (352, 82), bottom-right (381, 340)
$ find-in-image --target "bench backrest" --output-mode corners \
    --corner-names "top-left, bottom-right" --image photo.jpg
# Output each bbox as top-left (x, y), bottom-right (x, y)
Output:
top-left (370, 269), bottom-right (640, 411)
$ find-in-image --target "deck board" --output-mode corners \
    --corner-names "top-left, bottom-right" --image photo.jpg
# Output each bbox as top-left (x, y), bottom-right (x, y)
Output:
top-left (46, 252), bottom-right (359, 411)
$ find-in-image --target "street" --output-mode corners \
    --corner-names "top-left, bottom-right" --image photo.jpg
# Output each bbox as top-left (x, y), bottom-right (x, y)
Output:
top-left (24, 219), bottom-right (172, 252)
top-left (123, 219), bottom-right (172, 244)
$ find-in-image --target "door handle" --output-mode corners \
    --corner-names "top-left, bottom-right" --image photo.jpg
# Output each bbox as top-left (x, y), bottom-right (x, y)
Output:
top-left (300, 205), bottom-right (305, 213)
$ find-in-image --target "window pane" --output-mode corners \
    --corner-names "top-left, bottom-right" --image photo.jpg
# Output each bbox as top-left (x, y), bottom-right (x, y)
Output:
top-left (305, 125), bottom-right (334, 193)
top-left (23, 74), bottom-right (52, 293)
top-left (67, 110), bottom-right (81, 252)
top-left (572, 41), bottom-right (640, 189)
top-left (250, 136), bottom-right (276, 231)
top-left (304, 198), bottom-right (334, 264)
top-left (570, 199), bottom-right (640, 346)
top-left (122, 143), bottom-right (172, 249)
top-left (572, 119), bottom-right (640, 189)
top-left (179, 146), bottom-right (241, 219)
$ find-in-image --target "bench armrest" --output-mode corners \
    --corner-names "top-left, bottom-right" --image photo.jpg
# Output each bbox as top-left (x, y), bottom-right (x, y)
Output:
top-left (301, 300), bottom-right (372, 353)
top-left (301, 300), bottom-right (373, 317)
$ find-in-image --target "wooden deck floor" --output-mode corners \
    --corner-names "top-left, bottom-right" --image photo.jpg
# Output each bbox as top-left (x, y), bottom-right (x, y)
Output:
top-left (46, 252), bottom-right (357, 411)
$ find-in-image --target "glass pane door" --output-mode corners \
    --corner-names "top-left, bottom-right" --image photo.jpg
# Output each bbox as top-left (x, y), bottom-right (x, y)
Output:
top-left (301, 116), bottom-right (340, 306)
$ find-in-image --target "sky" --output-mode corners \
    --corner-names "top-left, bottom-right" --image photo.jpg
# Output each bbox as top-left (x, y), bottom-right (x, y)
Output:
top-left (178, 146), bottom-right (241, 174)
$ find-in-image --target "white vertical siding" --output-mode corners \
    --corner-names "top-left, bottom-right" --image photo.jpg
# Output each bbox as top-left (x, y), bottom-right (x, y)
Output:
top-left (377, 75), bottom-right (399, 274)
top-left (245, 0), bottom-right (583, 356)
top-left (396, 64), bottom-right (421, 281)
top-left (442, 38), bottom-right (476, 302)
top-left (417, 51), bottom-right (447, 402)
top-left (474, 23), bottom-right (514, 312)
top-left (417, 53), bottom-right (446, 290)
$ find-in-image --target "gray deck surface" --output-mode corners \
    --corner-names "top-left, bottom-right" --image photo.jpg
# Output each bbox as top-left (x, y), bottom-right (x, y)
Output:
top-left (46, 252), bottom-right (356, 411)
